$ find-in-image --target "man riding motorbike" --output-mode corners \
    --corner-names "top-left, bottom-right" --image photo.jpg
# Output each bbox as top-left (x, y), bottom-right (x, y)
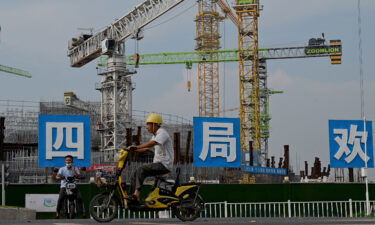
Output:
top-left (55, 155), bottom-right (86, 218)
top-left (127, 113), bottom-right (174, 202)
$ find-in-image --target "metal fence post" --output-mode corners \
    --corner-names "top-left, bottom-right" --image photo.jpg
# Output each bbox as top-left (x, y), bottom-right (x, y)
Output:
top-left (349, 199), bottom-right (353, 218)
top-left (1, 163), bottom-right (5, 206)
top-left (224, 201), bottom-right (228, 218)
top-left (288, 200), bottom-right (291, 218)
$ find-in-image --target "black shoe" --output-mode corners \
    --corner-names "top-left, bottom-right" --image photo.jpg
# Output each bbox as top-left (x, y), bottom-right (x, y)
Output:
top-left (126, 195), bottom-right (139, 202)
top-left (55, 215), bottom-right (60, 219)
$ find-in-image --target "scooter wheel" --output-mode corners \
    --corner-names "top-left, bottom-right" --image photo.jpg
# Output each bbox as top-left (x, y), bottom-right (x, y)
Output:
top-left (89, 193), bottom-right (118, 222)
top-left (174, 194), bottom-right (204, 222)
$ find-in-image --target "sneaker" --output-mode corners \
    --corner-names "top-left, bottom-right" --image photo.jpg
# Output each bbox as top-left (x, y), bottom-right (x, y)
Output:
top-left (55, 214), bottom-right (60, 219)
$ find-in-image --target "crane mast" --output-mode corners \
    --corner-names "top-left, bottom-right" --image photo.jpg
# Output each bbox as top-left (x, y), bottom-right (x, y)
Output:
top-left (196, 0), bottom-right (222, 117)
top-left (68, 0), bottom-right (185, 161)
top-left (233, 0), bottom-right (262, 163)
top-left (194, 0), bottom-right (240, 118)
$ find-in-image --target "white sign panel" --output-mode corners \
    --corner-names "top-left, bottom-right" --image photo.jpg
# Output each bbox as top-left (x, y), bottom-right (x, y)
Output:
top-left (25, 194), bottom-right (59, 212)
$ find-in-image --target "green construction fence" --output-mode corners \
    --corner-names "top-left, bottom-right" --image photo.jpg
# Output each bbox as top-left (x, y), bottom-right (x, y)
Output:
top-left (1, 183), bottom-right (374, 218)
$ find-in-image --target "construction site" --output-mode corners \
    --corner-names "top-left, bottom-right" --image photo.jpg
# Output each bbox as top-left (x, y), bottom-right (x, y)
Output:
top-left (1, 0), bottom-right (371, 186)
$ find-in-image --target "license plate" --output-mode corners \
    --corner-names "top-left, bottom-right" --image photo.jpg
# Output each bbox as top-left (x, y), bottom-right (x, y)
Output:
top-left (66, 183), bottom-right (76, 189)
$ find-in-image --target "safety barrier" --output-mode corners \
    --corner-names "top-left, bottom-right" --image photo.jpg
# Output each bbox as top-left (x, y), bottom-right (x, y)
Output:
top-left (203, 200), bottom-right (375, 218)
top-left (94, 199), bottom-right (375, 219)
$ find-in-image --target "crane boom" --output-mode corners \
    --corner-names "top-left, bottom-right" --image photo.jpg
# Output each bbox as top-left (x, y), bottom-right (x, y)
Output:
top-left (68, 0), bottom-right (184, 67)
top-left (97, 41), bottom-right (342, 66)
top-left (217, 0), bottom-right (241, 28)
top-left (68, 0), bottom-right (186, 161)
top-left (0, 64), bottom-right (32, 78)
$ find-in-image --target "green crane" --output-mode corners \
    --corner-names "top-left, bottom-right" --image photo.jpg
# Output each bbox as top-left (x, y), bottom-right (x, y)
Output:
top-left (98, 42), bottom-right (342, 67)
top-left (97, 39), bottom-right (341, 161)
top-left (0, 25), bottom-right (31, 78)
top-left (0, 64), bottom-right (31, 78)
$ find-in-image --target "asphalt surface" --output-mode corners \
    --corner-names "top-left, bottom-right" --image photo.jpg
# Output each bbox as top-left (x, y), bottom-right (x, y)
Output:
top-left (2, 218), bottom-right (375, 225)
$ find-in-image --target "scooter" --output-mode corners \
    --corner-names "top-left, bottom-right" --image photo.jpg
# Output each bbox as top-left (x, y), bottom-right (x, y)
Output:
top-left (89, 148), bottom-right (204, 222)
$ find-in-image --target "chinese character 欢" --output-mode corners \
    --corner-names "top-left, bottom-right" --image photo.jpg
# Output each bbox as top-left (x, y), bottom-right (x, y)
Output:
top-left (333, 124), bottom-right (369, 163)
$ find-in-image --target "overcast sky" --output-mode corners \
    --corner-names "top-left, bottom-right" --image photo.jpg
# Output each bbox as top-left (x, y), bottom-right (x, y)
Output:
top-left (0, 0), bottom-right (375, 180)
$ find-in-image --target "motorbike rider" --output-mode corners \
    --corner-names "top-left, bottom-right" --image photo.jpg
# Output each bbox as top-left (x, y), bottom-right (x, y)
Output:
top-left (55, 155), bottom-right (85, 218)
top-left (127, 113), bottom-right (174, 202)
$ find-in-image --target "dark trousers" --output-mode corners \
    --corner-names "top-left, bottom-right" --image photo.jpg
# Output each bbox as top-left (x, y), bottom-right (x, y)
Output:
top-left (131, 162), bottom-right (170, 193)
top-left (56, 188), bottom-right (84, 215)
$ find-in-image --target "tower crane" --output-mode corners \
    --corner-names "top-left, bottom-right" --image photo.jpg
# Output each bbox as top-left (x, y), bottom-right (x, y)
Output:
top-left (226, 0), bottom-right (342, 165)
top-left (98, 38), bottom-right (342, 165)
top-left (67, 0), bottom-right (185, 161)
top-left (194, 0), bottom-right (263, 163)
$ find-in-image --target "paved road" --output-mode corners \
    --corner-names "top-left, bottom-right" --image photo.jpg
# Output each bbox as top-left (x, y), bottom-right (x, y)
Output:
top-left (2, 218), bottom-right (375, 225)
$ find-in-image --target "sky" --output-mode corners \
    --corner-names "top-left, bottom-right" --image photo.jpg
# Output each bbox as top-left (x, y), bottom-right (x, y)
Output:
top-left (0, 0), bottom-right (375, 180)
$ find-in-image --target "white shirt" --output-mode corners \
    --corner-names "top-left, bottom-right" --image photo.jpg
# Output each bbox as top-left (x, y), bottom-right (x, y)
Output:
top-left (57, 166), bottom-right (80, 188)
top-left (151, 127), bottom-right (174, 171)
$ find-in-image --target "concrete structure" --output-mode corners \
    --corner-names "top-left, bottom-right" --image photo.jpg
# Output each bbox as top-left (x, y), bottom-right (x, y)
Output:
top-left (0, 207), bottom-right (36, 220)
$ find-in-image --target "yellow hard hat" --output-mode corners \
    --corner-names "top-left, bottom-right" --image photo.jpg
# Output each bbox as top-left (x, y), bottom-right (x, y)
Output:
top-left (146, 113), bottom-right (163, 124)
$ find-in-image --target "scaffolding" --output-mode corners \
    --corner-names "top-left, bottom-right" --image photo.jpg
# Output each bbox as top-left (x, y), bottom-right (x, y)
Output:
top-left (0, 100), bottom-right (197, 183)
top-left (0, 100), bottom-right (39, 143)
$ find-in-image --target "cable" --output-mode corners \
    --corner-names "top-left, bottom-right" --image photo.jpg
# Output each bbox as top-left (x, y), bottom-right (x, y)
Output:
top-left (145, 2), bottom-right (197, 30)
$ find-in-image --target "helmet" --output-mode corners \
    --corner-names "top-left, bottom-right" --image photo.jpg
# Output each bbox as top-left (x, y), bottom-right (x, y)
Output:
top-left (146, 113), bottom-right (163, 124)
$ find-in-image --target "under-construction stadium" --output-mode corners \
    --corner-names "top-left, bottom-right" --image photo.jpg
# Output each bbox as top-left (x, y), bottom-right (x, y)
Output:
top-left (0, 99), bottom-right (199, 183)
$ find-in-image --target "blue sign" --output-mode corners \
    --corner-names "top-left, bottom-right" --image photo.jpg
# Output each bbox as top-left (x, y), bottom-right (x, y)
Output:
top-left (193, 117), bottom-right (241, 168)
top-left (329, 120), bottom-right (374, 168)
top-left (38, 115), bottom-right (91, 167)
top-left (241, 166), bottom-right (287, 176)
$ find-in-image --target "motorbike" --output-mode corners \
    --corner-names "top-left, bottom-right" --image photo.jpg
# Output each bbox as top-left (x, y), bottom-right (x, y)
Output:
top-left (89, 148), bottom-right (205, 222)
top-left (62, 176), bottom-right (79, 219)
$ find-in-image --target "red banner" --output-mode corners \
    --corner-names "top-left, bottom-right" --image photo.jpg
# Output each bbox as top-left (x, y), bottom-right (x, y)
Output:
top-left (86, 164), bottom-right (117, 172)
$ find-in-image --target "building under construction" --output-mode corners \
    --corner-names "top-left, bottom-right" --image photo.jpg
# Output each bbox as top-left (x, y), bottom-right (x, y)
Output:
top-left (1, 98), bottom-right (364, 184)
top-left (1, 100), bottom-right (250, 184)
top-left (0, 99), bottom-right (295, 184)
